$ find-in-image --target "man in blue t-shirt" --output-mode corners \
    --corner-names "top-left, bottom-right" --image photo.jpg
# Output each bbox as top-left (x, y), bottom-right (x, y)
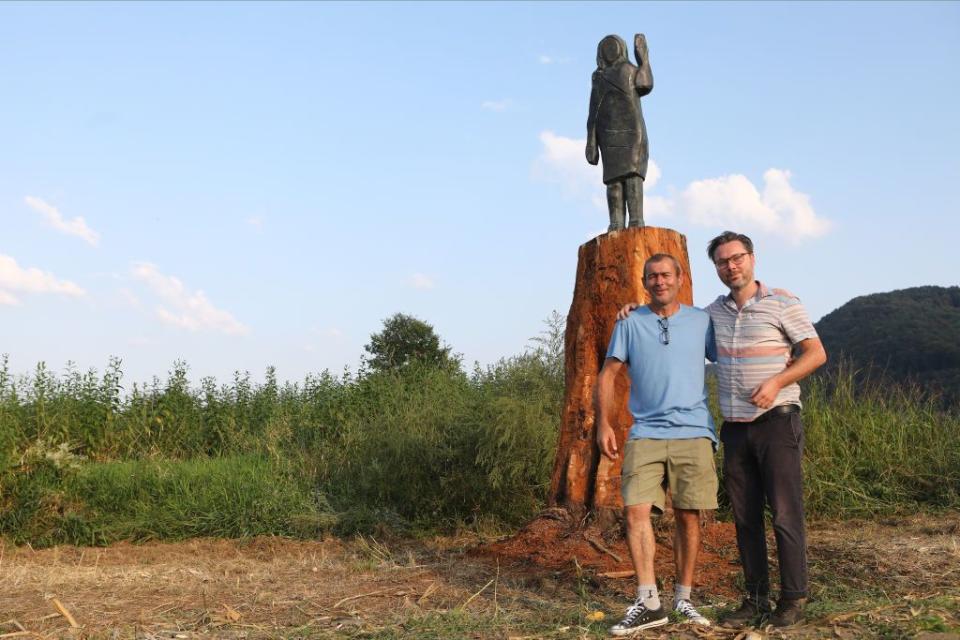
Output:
top-left (597, 253), bottom-right (718, 636)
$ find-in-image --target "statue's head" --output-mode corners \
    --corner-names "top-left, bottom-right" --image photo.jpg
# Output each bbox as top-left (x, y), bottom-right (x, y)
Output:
top-left (597, 35), bottom-right (627, 68)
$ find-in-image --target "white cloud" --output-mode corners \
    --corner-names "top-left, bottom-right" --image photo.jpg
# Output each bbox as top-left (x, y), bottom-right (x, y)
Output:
top-left (534, 131), bottom-right (601, 197)
top-left (131, 262), bottom-right (249, 336)
top-left (118, 287), bottom-right (142, 310)
top-left (410, 273), bottom-right (435, 290)
top-left (679, 169), bottom-right (831, 240)
top-left (538, 54), bottom-right (570, 64)
top-left (534, 131), bottom-right (830, 241)
top-left (481, 99), bottom-right (512, 112)
top-left (246, 216), bottom-right (263, 229)
top-left (0, 254), bottom-right (86, 305)
top-left (0, 290), bottom-right (20, 306)
top-left (646, 194), bottom-right (674, 218)
top-left (761, 169), bottom-right (832, 238)
top-left (680, 174), bottom-right (777, 228)
top-left (645, 161), bottom-right (661, 191)
top-left (24, 196), bottom-right (100, 246)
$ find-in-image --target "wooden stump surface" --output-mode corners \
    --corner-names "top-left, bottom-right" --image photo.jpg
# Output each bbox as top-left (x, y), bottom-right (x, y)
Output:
top-left (548, 226), bottom-right (693, 529)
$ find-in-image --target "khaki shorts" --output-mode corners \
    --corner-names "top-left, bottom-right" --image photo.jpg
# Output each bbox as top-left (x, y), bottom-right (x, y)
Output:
top-left (621, 437), bottom-right (719, 514)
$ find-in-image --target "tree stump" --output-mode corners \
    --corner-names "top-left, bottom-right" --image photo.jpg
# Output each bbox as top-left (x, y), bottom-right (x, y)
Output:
top-left (548, 227), bottom-right (693, 531)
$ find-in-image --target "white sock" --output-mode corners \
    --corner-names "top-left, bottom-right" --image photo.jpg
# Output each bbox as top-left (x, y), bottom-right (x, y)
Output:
top-left (637, 584), bottom-right (660, 610)
top-left (674, 584), bottom-right (692, 607)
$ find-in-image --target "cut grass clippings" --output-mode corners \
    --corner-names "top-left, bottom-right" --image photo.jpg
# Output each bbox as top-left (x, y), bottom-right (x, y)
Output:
top-left (0, 515), bottom-right (958, 639)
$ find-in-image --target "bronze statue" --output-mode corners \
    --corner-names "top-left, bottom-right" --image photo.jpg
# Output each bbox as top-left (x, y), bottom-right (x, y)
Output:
top-left (586, 34), bottom-right (654, 231)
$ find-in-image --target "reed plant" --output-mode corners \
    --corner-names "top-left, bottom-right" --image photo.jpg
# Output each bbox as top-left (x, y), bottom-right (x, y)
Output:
top-left (801, 363), bottom-right (960, 516)
top-left (0, 350), bottom-right (957, 546)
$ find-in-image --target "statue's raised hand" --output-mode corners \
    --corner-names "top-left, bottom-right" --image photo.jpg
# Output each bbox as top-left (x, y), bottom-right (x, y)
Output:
top-left (634, 33), bottom-right (648, 65)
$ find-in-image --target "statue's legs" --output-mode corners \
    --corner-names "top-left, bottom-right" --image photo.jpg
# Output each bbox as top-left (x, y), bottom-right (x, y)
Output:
top-left (607, 182), bottom-right (626, 232)
top-left (625, 176), bottom-right (645, 227)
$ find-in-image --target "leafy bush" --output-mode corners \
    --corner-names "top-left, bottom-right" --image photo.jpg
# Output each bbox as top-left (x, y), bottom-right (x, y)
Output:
top-left (363, 313), bottom-right (457, 373)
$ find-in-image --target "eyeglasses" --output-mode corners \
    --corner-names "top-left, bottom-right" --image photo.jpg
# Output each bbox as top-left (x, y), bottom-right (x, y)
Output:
top-left (714, 252), bottom-right (751, 270)
top-left (657, 316), bottom-right (670, 345)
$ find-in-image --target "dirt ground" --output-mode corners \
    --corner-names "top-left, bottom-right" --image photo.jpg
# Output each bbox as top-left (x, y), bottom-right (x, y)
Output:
top-left (1, 513), bottom-right (958, 639)
top-left (478, 508), bottom-right (742, 601)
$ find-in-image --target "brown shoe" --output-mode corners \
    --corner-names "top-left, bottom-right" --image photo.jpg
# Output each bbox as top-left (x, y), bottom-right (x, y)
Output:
top-left (770, 598), bottom-right (807, 627)
top-left (722, 597), bottom-right (771, 627)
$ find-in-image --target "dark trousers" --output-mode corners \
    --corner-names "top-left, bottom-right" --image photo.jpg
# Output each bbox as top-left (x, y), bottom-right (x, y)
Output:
top-left (721, 411), bottom-right (808, 600)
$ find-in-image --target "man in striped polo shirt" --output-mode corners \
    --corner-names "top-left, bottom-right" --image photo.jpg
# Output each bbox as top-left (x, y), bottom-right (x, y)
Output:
top-left (706, 231), bottom-right (826, 628)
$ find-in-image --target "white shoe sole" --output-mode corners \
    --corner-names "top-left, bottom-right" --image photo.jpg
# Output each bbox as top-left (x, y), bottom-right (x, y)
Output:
top-left (682, 618), bottom-right (712, 626)
top-left (609, 616), bottom-right (669, 636)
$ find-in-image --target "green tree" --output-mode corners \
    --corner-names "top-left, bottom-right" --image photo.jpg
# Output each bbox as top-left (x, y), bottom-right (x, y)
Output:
top-left (364, 313), bottom-right (456, 373)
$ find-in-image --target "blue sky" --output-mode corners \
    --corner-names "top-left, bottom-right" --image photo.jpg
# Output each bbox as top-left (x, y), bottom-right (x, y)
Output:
top-left (2, 2), bottom-right (958, 385)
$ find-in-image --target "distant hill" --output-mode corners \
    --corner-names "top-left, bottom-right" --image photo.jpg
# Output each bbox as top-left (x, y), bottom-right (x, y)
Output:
top-left (814, 285), bottom-right (960, 406)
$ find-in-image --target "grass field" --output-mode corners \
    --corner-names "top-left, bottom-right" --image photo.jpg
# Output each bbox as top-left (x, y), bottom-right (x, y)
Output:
top-left (2, 353), bottom-right (958, 546)
top-left (2, 350), bottom-right (959, 638)
top-left (2, 514), bottom-right (957, 638)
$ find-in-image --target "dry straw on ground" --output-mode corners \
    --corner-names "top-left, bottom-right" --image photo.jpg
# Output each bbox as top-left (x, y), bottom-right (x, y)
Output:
top-left (1, 514), bottom-right (958, 639)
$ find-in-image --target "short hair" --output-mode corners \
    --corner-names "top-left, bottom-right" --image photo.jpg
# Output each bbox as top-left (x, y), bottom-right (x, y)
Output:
top-left (643, 253), bottom-right (683, 278)
top-left (707, 231), bottom-right (754, 262)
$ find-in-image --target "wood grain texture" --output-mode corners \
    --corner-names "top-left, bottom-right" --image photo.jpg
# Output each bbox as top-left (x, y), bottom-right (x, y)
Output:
top-left (548, 227), bottom-right (693, 528)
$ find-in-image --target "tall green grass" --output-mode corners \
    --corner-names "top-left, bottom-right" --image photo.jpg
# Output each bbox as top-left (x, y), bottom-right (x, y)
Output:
top-left (710, 363), bottom-right (960, 517)
top-left (0, 454), bottom-right (322, 546)
top-left (0, 350), bottom-right (562, 545)
top-left (801, 364), bottom-right (960, 516)
top-left (318, 355), bottom-right (561, 528)
top-left (0, 351), bottom-right (957, 547)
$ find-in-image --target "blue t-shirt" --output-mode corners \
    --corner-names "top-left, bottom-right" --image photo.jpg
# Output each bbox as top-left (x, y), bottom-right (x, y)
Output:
top-left (605, 304), bottom-right (717, 443)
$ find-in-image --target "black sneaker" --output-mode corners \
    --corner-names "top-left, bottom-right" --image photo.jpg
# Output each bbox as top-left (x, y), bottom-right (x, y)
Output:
top-left (721, 597), bottom-right (771, 627)
top-left (770, 597), bottom-right (806, 627)
top-left (609, 599), bottom-right (668, 636)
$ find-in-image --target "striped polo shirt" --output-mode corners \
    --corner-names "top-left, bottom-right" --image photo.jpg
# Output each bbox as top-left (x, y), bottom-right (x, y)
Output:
top-left (705, 281), bottom-right (819, 422)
